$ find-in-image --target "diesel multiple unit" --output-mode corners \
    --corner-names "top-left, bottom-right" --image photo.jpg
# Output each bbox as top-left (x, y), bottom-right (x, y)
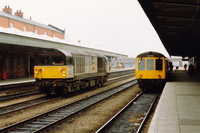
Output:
top-left (135, 51), bottom-right (171, 91)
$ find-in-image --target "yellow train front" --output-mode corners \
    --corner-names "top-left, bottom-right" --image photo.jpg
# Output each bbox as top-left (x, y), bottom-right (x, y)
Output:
top-left (34, 48), bottom-right (109, 95)
top-left (135, 51), bottom-right (170, 91)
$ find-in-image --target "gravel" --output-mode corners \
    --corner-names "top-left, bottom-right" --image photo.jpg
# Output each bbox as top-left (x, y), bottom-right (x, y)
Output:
top-left (0, 77), bottom-right (136, 129)
top-left (47, 79), bottom-right (141, 133)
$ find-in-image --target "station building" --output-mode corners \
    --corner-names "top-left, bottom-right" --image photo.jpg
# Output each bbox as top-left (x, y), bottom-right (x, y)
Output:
top-left (0, 6), bottom-right (65, 39)
top-left (0, 6), bottom-right (65, 79)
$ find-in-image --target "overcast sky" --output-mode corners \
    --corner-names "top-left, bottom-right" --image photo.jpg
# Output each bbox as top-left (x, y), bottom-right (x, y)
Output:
top-left (0, 0), bottom-right (169, 57)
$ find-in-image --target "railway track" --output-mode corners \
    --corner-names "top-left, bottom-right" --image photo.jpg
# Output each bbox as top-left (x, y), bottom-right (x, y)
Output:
top-left (0, 90), bottom-right (40, 102)
top-left (0, 73), bottom-right (134, 117)
top-left (96, 92), bottom-right (158, 133)
top-left (0, 96), bottom-right (58, 117)
top-left (0, 69), bottom-right (134, 102)
top-left (0, 79), bottom-right (137, 133)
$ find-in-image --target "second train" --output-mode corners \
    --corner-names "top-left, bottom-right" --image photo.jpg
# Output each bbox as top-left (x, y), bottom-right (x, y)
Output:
top-left (135, 51), bottom-right (171, 91)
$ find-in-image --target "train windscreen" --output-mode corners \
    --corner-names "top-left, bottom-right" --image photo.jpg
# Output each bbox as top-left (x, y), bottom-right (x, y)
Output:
top-left (147, 59), bottom-right (154, 70)
top-left (138, 59), bottom-right (145, 70)
top-left (37, 54), bottom-right (66, 65)
top-left (156, 59), bottom-right (163, 70)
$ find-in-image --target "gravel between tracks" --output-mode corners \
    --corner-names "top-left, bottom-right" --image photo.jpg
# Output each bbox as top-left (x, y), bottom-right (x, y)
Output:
top-left (45, 80), bottom-right (141, 133)
top-left (0, 94), bottom-right (44, 107)
top-left (0, 77), bottom-right (136, 129)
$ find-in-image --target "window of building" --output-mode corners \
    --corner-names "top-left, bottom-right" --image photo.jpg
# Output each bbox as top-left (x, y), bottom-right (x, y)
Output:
top-left (23, 27), bottom-right (27, 32)
top-left (10, 23), bottom-right (14, 28)
top-left (6, 55), bottom-right (10, 71)
top-left (20, 56), bottom-right (24, 70)
top-left (13, 56), bottom-right (18, 71)
top-left (44, 32), bottom-right (48, 35)
top-left (54, 34), bottom-right (56, 37)
top-left (35, 29), bottom-right (38, 34)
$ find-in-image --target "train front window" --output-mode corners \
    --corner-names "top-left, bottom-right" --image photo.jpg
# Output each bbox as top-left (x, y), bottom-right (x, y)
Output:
top-left (51, 55), bottom-right (65, 65)
top-left (37, 54), bottom-right (66, 65)
top-left (38, 55), bottom-right (50, 65)
top-left (156, 59), bottom-right (163, 70)
top-left (147, 59), bottom-right (154, 70)
top-left (138, 59), bottom-right (145, 70)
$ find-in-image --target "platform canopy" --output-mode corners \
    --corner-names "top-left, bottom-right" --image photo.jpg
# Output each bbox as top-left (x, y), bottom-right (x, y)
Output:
top-left (0, 27), bottom-right (127, 58)
top-left (138, 0), bottom-right (200, 57)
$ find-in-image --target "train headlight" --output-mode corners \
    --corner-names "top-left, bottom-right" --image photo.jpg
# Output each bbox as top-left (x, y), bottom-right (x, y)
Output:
top-left (158, 74), bottom-right (162, 78)
top-left (140, 74), bottom-right (143, 78)
top-left (63, 74), bottom-right (66, 77)
top-left (60, 68), bottom-right (66, 73)
top-left (35, 68), bottom-right (43, 74)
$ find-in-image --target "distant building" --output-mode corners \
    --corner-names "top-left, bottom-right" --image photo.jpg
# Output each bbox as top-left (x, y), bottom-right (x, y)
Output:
top-left (111, 58), bottom-right (135, 69)
top-left (0, 5), bottom-right (65, 39)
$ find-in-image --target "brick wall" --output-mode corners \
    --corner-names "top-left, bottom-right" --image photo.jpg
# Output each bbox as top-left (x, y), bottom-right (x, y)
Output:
top-left (1, 6), bottom-right (65, 39)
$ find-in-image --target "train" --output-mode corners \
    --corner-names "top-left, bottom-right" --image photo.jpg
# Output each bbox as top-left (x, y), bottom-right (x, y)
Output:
top-left (34, 48), bottom-right (109, 95)
top-left (135, 51), bottom-right (171, 91)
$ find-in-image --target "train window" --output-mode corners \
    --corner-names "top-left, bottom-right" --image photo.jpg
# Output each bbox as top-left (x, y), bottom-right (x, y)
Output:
top-left (66, 57), bottom-right (73, 65)
top-left (147, 59), bottom-right (154, 70)
top-left (156, 59), bottom-right (163, 70)
top-left (138, 59), bottom-right (145, 70)
top-left (51, 55), bottom-right (65, 65)
top-left (38, 55), bottom-right (50, 65)
top-left (165, 60), bottom-right (168, 69)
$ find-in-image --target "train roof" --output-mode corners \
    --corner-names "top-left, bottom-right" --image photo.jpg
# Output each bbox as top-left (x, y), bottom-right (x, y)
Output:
top-left (136, 51), bottom-right (166, 58)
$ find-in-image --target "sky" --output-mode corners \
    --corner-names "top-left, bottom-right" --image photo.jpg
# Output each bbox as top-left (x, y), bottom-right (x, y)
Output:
top-left (0, 0), bottom-right (169, 58)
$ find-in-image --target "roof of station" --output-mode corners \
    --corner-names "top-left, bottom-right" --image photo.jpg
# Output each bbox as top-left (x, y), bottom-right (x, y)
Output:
top-left (138, 0), bottom-right (200, 57)
top-left (0, 27), bottom-right (127, 58)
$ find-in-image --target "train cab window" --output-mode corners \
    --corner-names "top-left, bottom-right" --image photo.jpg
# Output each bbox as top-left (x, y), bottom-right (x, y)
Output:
top-left (147, 59), bottom-right (154, 70)
top-left (156, 59), bottom-right (163, 70)
top-left (51, 55), bottom-right (65, 65)
top-left (38, 55), bottom-right (50, 65)
top-left (66, 57), bottom-right (73, 65)
top-left (138, 59), bottom-right (145, 70)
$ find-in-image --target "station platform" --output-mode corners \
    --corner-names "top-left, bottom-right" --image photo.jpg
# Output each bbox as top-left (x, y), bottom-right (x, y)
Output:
top-left (0, 76), bottom-right (35, 86)
top-left (0, 68), bottom-right (134, 86)
top-left (148, 69), bottom-right (200, 133)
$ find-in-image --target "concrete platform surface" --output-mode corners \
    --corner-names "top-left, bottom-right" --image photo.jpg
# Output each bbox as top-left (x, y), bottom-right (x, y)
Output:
top-left (148, 70), bottom-right (200, 133)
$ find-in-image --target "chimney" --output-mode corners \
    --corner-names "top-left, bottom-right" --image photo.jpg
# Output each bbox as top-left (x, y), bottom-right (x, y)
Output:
top-left (15, 10), bottom-right (23, 18)
top-left (3, 5), bottom-right (12, 14)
